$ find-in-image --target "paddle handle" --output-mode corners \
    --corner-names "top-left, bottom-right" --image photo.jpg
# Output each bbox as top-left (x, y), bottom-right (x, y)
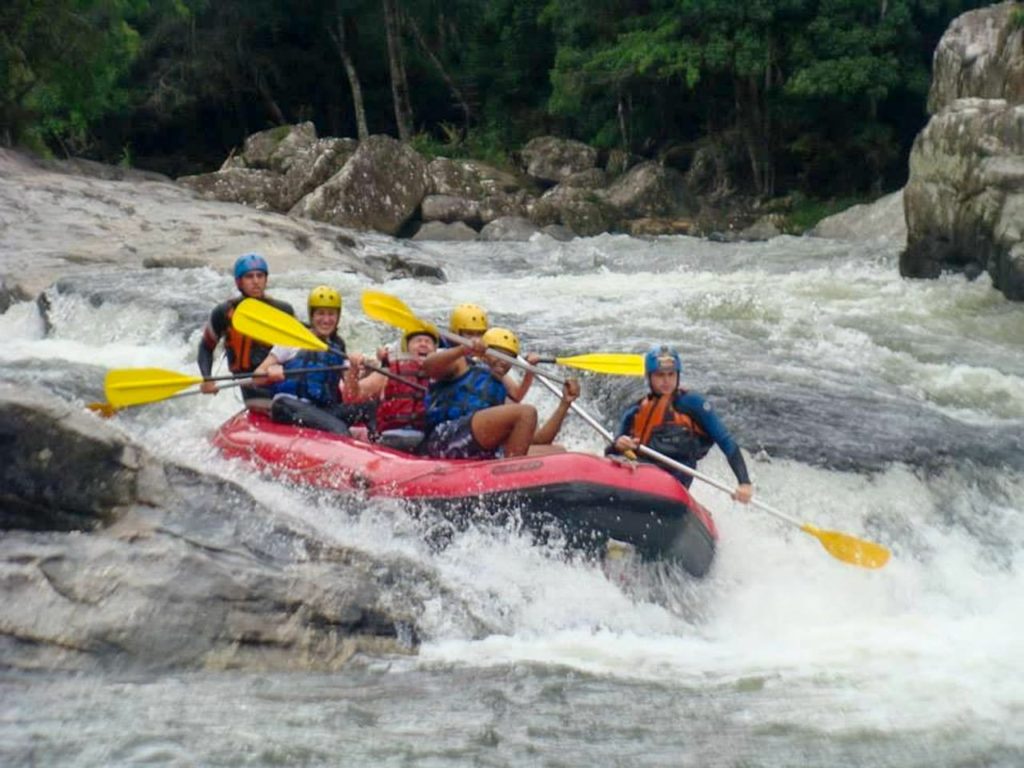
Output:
top-left (442, 329), bottom-right (566, 384)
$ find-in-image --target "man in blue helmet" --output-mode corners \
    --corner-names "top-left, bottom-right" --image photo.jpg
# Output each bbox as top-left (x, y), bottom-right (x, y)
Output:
top-left (197, 253), bottom-right (295, 407)
top-left (610, 344), bottom-right (753, 503)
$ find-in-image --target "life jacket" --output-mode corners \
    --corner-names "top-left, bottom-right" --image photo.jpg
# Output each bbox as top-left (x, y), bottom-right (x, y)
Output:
top-left (426, 363), bottom-right (507, 428)
top-left (377, 357), bottom-right (429, 432)
top-left (271, 334), bottom-right (347, 408)
top-left (630, 392), bottom-right (713, 463)
top-left (221, 297), bottom-right (291, 374)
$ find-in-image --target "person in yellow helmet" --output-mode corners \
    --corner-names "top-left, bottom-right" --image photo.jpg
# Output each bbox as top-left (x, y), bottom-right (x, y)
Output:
top-left (346, 323), bottom-right (439, 450)
top-left (421, 325), bottom-right (580, 459)
top-left (439, 302), bottom-right (539, 402)
top-left (253, 285), bottom-right (365, 435)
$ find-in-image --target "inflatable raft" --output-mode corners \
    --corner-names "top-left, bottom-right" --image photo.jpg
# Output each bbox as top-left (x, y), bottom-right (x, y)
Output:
top-left (213, 410), bottom-right (717, 576)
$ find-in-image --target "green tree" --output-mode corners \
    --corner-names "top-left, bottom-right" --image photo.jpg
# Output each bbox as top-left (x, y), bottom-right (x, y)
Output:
top-left (1, 0), bottom-right (147, 152)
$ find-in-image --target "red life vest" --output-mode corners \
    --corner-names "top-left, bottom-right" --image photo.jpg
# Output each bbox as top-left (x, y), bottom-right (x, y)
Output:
top-left (377, 358), bottom-right (429, 432)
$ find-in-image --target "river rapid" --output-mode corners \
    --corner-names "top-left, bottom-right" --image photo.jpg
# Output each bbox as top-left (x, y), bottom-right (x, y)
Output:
top-left (1, 231), bottom-right (1022, 766)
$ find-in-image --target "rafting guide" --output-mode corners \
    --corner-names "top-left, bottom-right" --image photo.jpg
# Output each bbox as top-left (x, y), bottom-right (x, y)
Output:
top-left (196, 253), bottom-right (295, 408)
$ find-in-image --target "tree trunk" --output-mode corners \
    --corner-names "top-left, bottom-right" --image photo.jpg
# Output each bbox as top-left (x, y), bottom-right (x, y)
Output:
top-left (329, 14), bottom-right (369, 141)
top-left (382, 0), bottom-right (414, 141)
top-left (406, 13), bottom-right (471, 132)
top-left (735, 75), bottom-right (772, 197)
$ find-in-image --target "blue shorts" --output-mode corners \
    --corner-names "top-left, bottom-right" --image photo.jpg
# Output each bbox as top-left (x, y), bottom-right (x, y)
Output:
top-left (424, 414), bottom-right (498, 460)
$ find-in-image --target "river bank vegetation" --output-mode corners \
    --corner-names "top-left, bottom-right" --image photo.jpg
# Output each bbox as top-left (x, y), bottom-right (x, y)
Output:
top-left (2, 0), bottom-right (987, 202)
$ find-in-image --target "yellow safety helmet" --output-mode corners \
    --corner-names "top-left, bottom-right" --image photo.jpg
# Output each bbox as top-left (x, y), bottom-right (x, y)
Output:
top-left (482, 326), bottom-right (520, 356)
top-left (449, 303), bottom-right (488, 334)
top-left (308, 285), bottom-right (342, 316)
top-left (401, 323), bottom-right (440, 352)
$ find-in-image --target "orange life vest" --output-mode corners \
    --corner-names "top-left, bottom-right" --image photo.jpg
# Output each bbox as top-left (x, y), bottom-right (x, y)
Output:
top-left (631, 393), bottom-right (707, 445)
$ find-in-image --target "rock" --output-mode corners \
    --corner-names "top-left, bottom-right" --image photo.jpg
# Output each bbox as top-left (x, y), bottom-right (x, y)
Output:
top-left (605, 148), bottom-right (639, 177)
top-left (279, 137), bottom-right (359, 210)
top-left (530, 186), bottom-right (619, 237)
top-left (479, 216), bottom-right (541, 241)
top-left (362, 251), bottom-right (448, 281)
top-left (478, 191), bottom-right (531, 224)
top-left (541, 224), bottom-right (576, 241)
top-left (735, 215), bottom-right (783, 242)
top-left (426, 157), bottom-right (523, 199)
top-left (808, 190), bottom-right (907, 243)
top-left (0, 147), bottom-right (374, 296)
top-left (240, 122), bottom-right (317, 170)
top-left (0, 276), bottom-right (30, 313)
top-left (0, 384), bottom-right (496, 671)
top-left (903, 5), bottom-right (1024, 300)
top-left (626, 218), bottom-right (694, 236)
top-left (421, 194), bottom-right (482, 225)
top-left (412, 221), bottom-right (478, 242)
top-left (520, 136), bottom-right (598, 185)
top-left (291, 135), bottom-right (428, 236)
top-left (929, 2), bottom-right (1024, 113)
top-left (603, 161), bottom-right (695, 220)
top-left (560, 168), bottom-right (609, 189)
top-left (177, 167), bottom-right (286, 212)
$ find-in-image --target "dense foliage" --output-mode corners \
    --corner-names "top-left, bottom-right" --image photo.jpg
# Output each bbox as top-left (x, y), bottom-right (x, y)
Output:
top-left (1, 0), bottom-right (989, 195)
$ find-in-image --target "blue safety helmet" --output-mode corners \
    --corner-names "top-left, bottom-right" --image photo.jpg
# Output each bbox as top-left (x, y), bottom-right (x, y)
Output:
top-left (644, 344), bottom-right (683, 376)
top-left (233, 253), bottom-right (269, 281)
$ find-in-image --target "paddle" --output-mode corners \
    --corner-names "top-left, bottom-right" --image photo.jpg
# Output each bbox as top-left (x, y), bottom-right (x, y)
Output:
top-left (535, 353), bottom-right (644, 376)
top-left (89, 379), bottom-right (256, 416)
top-left (230, 298), bottom-right (428, 392)
top-left (360, 290), bottom-right (566, 384)
top-left (529, 372), bottom-right (890, 570)
top-left (103, 365), bottom-right (350, 409)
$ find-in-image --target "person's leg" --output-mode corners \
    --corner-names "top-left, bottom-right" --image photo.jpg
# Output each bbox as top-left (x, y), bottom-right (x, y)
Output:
top-left (470, 404), bottom-right (537, 457)
top-left (271, 396), bottom-right (351, 435)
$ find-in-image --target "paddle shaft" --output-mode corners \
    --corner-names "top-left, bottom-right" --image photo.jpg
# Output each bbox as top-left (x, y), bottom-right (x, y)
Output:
top-left (362, 361), bottom-right (428, 393)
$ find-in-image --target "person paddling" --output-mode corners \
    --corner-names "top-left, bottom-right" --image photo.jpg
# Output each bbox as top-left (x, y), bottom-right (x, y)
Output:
top-left (443, 302), bottom-right (539, 402)
top-left (346, 324), bottom-right (439, 450)
top-left (197, 253), bottom-right (295, 409)
top-left (421, 326), bottom-right (580, 459)
top-left (252, 285), bottom-right (361, 435)
top-left (611, 344), bottom-right (753, 503)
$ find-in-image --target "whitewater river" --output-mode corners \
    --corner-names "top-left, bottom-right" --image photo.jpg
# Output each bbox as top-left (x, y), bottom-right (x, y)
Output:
top-left (2, 231), bottom-right (1022, 766)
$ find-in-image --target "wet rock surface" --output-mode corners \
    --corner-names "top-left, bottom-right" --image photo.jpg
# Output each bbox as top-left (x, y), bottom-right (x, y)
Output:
top-left (0, 385), bottom-right (487, 671)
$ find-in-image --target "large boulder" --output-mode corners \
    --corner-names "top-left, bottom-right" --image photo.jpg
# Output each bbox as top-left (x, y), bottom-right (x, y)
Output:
top-left (240, 122), bottom-right (318, 171)
top-left (808, 190), bottom-right (907, 243)
top-left (0, 384), bottom-right (487, 671)
top-left (280, 137), bottom-right (359, 211)
top-left (479, 216), bottom-right (541, 241)
top-left (602, 161), bottom-right (695, 220)
top-left (902, 98), bottom-right (1024, 296)
top-left (902, 4), bottom-right (1024, 300)
top-left (520, 136), bottom-right (598, 185)
top-left (530, 186), bottom-right (619, 237)
top-left (929, 2), bottom-right (1024, 112)
top-left (177, 167), bottom-right (286, 212)
top-left (421, 194), bottom-right (481, 226)
top-left (291, 135), bottom-right (429, 236)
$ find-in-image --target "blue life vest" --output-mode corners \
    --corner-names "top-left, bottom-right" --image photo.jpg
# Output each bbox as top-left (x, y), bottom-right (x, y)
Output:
top-left (271, 338), bottom-right (347, 408)
top-left (426, 363), bottom-right (507, 427)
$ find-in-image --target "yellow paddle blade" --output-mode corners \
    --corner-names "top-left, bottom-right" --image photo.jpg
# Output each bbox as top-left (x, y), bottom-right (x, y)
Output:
top-left (801, 524), bottom-right (891, 569)
top-left (554, 353), bottom-right (645, 376)
top-left (233, 298), bottom-right (327, 351)
top-left (360, 290), bottom-right (430, 333)
top-left (104, 368), bottom-right (202, 408)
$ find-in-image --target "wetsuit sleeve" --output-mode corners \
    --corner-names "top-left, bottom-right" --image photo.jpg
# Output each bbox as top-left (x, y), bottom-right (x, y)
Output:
top-left (197, 303), bottom-right (229, 377)
top-left (679, 393), bottom-right (751, 486)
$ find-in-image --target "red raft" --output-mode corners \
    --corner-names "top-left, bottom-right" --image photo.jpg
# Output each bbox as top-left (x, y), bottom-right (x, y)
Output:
top-left (213, 410), bottom-right (718, 577)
